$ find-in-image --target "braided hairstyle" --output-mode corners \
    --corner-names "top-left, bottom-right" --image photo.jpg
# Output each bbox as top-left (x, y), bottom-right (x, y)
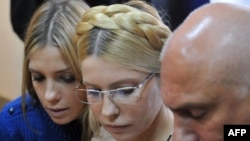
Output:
top-left (76, 0), bottom-right (171, 73)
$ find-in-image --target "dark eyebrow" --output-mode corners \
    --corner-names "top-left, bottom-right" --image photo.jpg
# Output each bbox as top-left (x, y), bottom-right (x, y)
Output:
top-left (29, 67), bottom-right (72, 74)
top-left (170, 102), bottom-right (210, 112)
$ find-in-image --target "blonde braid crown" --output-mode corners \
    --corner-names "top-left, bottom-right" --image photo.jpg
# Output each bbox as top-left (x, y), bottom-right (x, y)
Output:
top-left (76, 4), bottom-right (170, 51)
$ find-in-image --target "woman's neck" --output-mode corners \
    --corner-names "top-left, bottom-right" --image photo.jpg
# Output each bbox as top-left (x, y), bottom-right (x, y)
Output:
top-left (133, 105), bottom-right (174, 141)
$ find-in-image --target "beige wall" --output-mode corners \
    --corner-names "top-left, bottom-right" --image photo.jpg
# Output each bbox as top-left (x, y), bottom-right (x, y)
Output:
top-left (0, 1), bottom-right (23, 100)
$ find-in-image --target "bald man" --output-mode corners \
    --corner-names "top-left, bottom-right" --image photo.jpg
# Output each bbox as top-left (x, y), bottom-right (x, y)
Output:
top-left (160, 3), bottom-right (250, 141)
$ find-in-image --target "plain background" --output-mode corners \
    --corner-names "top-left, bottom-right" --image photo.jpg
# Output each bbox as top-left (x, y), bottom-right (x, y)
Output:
top-left (0, 0), bottom-right (23, 100)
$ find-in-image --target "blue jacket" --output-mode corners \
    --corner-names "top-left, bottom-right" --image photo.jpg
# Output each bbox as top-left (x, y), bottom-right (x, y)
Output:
top-left (0, 95), bottom-right (82, 141)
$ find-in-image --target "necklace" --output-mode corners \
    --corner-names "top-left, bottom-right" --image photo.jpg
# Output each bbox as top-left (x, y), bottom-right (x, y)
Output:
top-left (166, 129), bottom-right (174, 141)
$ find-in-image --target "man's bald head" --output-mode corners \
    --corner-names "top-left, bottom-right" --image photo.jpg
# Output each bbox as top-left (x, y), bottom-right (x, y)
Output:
top-left (162, 3), bottom-right (250, 87)
top-left (161, 3), bottom-right (250, 141)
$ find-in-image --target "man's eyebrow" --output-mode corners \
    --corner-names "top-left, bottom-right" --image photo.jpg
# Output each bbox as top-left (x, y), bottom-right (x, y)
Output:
top-left (169, 102), bottom-right (211, 112)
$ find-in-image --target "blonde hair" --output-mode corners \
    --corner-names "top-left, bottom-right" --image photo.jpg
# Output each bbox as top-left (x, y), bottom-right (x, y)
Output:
top-left (22, 0), bottom-right (92, 140)
top-left (76, 0), bottom-right (171, 73)
top-left (75, 0), bottom-right (171, 135)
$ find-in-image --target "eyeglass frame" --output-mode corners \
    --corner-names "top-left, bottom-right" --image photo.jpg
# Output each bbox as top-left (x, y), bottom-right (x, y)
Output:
top-left (74, 73), bottom-right (156, 104)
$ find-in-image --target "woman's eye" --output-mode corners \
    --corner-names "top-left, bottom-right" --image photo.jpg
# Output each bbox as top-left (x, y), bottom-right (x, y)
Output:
top-left (32, 75), bottom-right (45, 82)
top-left (117, 87), bottom-right (135, 95)
top-left (87, 90), bottom-right (100, 97)
top-left (59, 75), bottom-right (76, 83)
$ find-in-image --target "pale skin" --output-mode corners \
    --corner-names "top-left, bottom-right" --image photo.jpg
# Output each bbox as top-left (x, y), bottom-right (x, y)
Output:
top-left (80, 56), bottom-right (173, 141)
top-left (28, 46), bottom-right (85, 125)
top-left (161, 3), bottom-right (250, 141)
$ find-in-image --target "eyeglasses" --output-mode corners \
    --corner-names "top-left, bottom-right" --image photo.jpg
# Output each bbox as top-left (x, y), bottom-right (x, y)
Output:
top-left (74, 73), bottom-right (156, 104)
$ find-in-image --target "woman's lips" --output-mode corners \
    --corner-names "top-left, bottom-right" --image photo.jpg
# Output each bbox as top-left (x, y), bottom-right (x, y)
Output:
top-left (104, 124), bottom-right (131, 134)
top-left (47, 108), bottom-right (69, 118)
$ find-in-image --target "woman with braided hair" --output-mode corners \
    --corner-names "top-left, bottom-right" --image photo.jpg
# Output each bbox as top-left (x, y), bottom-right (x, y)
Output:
top-left (74, 1), bottom-right (174, 141)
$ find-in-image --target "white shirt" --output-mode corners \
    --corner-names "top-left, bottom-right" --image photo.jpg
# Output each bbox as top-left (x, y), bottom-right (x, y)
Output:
top-left (210, 0), bottom-right (250, 5)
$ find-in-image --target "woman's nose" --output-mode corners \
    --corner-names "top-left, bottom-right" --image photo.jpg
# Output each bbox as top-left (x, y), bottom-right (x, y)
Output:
top-left (45, 81), bottom-right (60, 102)
top-left (101, 93), bottom-right (119, 120)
